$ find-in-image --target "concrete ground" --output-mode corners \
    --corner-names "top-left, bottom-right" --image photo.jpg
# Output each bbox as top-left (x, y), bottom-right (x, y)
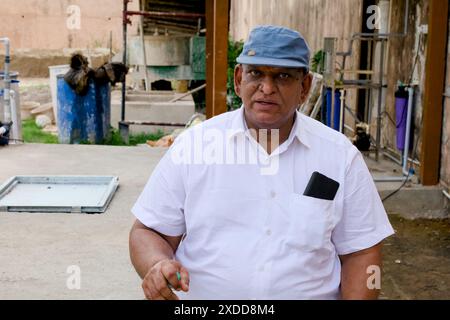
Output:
top-left (366, 153), bottom-right (449, 219)
top-left (0, 143), bottom-right (166, 299)
top-left (0, 143), bottom-right (448, 299)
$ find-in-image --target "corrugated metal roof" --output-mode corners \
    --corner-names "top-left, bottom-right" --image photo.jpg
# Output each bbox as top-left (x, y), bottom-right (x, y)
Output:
top-left (142, 0), bottom-right (206, 36)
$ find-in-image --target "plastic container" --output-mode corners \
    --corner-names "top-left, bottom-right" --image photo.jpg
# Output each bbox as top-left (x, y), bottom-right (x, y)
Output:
top-left (395, 86), bottom-right (409, 150)
top-left (325, 88), bottom-right (341, 130)
top-left (49, 65), bottom-right (70, 125)
top-left (57, 75), bottom-right (111, 144)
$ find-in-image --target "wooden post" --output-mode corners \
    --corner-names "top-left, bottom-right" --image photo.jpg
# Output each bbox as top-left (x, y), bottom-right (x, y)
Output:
top-left (206, 0), bottom-right (230, 119)
top-left (420, 0), bottom-right (449, 185)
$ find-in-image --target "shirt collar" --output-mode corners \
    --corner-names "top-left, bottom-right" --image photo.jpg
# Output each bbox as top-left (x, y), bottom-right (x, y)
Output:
top-left (228, 106), bottom-right (311, 149)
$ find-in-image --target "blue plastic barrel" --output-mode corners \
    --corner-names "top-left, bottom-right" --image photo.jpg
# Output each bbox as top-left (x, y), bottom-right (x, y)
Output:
top-left (57, 75), bottom-right (111, 144)
top-left (325, 88), bottom-right (341, 130)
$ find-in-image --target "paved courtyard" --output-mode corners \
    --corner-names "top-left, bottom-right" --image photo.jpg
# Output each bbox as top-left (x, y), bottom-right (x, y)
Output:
top-left (0, 143), bottom-right (448, 299)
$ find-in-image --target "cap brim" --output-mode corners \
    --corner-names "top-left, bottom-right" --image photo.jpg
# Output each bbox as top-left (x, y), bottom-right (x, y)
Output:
top-left (236, 56), bottom-right (309, 70)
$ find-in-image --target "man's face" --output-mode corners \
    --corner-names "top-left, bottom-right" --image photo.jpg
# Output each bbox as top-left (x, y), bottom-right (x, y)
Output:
top-left (234, 64), bottom-right (312, 130)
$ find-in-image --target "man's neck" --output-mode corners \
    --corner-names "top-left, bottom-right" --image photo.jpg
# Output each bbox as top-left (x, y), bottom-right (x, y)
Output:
top-left (244, 112), bottom-right (296, 155)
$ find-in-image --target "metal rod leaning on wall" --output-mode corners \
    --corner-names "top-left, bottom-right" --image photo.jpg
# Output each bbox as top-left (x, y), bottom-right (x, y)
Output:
top-left (169, 84), bottom-right (206, 103)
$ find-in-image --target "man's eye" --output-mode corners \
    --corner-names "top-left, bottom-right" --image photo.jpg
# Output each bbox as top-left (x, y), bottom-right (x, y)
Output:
top-left (278, 73), bottom-right (291, 79)
top-left (249, 70), bottom-right (261, 77)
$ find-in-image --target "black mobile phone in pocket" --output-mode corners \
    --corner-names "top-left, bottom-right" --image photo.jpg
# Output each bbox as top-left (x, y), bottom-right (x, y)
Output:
top-left (303, 171), bottom-right (340, 201)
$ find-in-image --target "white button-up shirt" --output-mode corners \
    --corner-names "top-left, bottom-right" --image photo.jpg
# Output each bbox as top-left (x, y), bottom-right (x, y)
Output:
top-left (132, 107), bottom-right (394, 300)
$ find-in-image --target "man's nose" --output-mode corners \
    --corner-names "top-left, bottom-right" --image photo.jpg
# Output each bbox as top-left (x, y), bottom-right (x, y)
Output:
top-left (258, 76), bottom-right (277, 95)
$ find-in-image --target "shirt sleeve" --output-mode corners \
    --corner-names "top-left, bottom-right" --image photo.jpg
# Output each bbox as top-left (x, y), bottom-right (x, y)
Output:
top-left (131, 140), bottom-right (187, 237)
top-left (332, 147), bottom-right (395, 255)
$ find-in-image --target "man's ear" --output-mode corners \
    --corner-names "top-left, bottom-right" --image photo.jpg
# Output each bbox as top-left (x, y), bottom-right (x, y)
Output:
top-left (299, 72), bottom-right (313, 105)
top-left (234, 64), bottom-right (243, 97)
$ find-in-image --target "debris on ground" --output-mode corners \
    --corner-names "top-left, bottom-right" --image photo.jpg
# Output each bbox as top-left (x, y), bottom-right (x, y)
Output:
top-left (35, 114), bottom-right (52, 128)
top-left (30, 102), bottom-right (54, 123)
top-left (146, 113), bottom-right (205, 148)
top-left (20, 101), bottom-right (40, 120)
top-left (42, 124), bottom-right (58, 135)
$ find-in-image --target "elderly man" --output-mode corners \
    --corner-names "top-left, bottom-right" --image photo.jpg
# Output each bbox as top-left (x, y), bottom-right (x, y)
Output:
top-left (129, 25), bottom-right (394, 300)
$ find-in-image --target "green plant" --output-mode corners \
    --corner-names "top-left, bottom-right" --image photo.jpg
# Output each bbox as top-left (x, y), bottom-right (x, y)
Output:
top-left (102, 128), bottom-right (165, 146)
top-left (311, 50), bottom-right (325, 74)
top-left (227, 38), bottom-right (244, 110)
top-left (21, 120), bottom-right (165, 146)
top-left (22, 119), bottom-right (59, 144)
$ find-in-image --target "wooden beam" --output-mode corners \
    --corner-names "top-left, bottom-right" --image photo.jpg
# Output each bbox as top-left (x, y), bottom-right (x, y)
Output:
top-left (205, 0), bottom-right (229, 119)
top-left (420, 0), bottom-right (449, 186)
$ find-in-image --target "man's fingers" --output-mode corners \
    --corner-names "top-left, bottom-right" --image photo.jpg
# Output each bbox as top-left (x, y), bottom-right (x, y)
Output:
top-left (179, 266), bottom-right (190, 292)
top-left (144, 273), bottom-right (175, 300)
top-left (154, 270), bottom-right (179, 300)
top-left (142, 281), bottom-right (153, 300)
top-left (161, 263), bottom-right (182, 291)
top-left (141, 260), bottom-right (189, 300)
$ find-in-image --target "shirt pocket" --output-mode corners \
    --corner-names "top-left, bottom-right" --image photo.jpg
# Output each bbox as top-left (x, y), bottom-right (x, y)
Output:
top-left (286, 194), bottom-right (334, 252)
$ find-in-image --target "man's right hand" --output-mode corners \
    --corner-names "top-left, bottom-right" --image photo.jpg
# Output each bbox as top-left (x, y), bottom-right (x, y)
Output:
top-left (142, 259), bottom-right (190, 300)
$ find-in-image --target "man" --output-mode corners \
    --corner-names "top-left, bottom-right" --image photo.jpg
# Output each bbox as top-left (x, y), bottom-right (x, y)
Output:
top-left (129, 25), bottom-right (394, 300)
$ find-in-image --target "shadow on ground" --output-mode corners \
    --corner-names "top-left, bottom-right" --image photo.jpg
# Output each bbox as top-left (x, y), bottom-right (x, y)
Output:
top-left (381, 214), bottom-right (450, 299)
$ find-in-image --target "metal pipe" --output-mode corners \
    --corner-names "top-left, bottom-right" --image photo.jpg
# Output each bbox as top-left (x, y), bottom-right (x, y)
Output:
top-left (373, 176), bottom-right (411, 182)
top-left (9, 89), bottom-right (22, 143)
top-left (119, 120), bottom-right (186, 127)
top-left (169, 83), bottom-right (206, 103)
top-left (402, 86), bottom-right (414, 176)
top-left (382, 151), bottom-right (402, 166)
top-left (343, 124), bottom-right (354, 133)
top-left (339, 89), bottom-right (345, 133)
top-left (443, 190), bottom-right (450, 200)
top-left (375, 40), bottom-right (386, 161)
top-left (384, 146), bottom-right (420, 166)
top-left (0, 38), bottom-right (11, 122)
top-left (121, 0), bottom-right (130, 122)
top-left (125, 10), bottom-right (205, 19)
top-left (139, 0), bottom-right (150, 92)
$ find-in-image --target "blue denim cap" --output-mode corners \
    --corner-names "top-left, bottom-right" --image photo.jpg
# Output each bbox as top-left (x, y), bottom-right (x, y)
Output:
top-left (236, 25), bottom-right (310, 71)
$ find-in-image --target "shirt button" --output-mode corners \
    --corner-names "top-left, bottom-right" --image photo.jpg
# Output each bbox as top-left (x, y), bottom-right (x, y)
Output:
top-left (270, 191), bottom-right (276, 198)
top-left (266, 229), bottom-right (272, 236)
top-left (259, 266), bottom-right (265, 272)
